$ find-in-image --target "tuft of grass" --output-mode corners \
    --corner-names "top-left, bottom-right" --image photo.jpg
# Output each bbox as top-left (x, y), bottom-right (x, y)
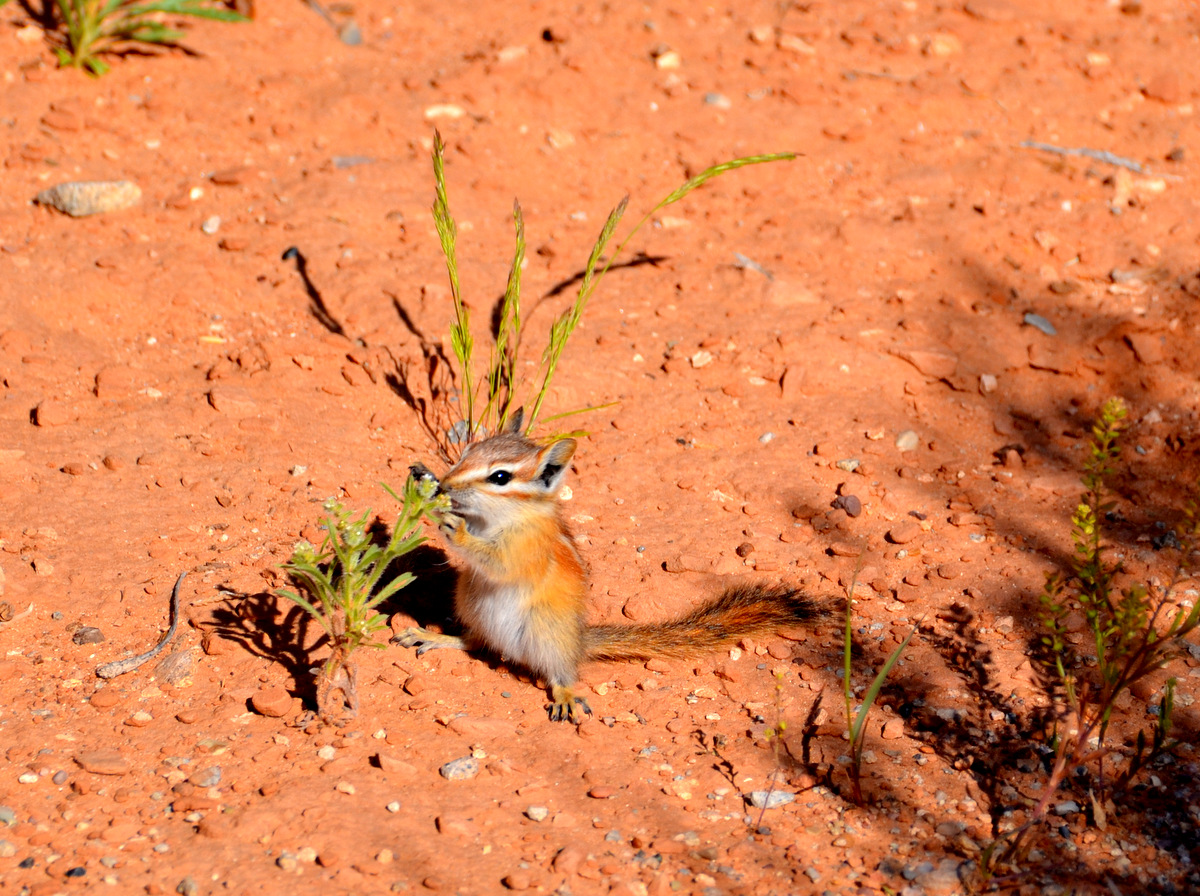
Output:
top-left (53, 0), bottom-right (246, 76)
top-left (278, 474), bottom-right (445, 723)
top-left (429, 132), bottom-right (796, 448)
top-left (842, 563), bottom-right (919, 805)
top-left (988, 397), bottom-right (1200, 867)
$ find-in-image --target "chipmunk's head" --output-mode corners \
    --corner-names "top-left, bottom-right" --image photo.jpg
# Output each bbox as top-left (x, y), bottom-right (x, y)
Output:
top-left (439, 409), bottom-right (576, 538)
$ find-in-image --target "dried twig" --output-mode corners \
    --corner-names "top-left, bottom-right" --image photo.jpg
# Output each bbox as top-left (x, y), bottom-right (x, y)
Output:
top-left (1018, 140), bottom-right (1145, 174)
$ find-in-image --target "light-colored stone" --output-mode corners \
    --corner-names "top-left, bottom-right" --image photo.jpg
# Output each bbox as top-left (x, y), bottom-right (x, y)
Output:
top-left (37, 181), bottom-right (141, 217)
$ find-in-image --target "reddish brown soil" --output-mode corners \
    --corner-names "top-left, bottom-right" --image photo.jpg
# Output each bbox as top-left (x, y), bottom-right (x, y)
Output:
top-left (2, 1), bottom-right (1200, 894)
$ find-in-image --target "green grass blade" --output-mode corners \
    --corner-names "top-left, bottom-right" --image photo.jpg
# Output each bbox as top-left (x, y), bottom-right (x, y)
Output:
top-left (492, 200), bottom-right (525, 431)
top-left (537, 400), bottom-right (619, 425)
top-left (277, 588), bottom-right (335, 638)
top-left (659, 152), bottom-right (797, 207)
top-left (524, 151), bottom-right (795, 433)
top-left (526, 197), bottom-right (628, 430)
top-left (108, 22), bottom-right (186, 44)
top-left (122, 0), bottom-right (247, 20)
top-left (430, 131), bottom-right (475, 434)
top-left (850, 622), bottom-right (919, 749)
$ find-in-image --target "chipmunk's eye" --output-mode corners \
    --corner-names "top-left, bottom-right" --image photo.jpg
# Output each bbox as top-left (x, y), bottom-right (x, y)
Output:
top-left (486, 469), bottom-right (513, 486)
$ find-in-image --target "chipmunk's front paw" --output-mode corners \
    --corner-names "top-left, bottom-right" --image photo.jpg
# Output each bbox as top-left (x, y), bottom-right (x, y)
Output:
top-left (436, 510), bottom-right (467, 540)
top-left (390, 627), bottom-right (465, 657)
top-left (548, 684), bottom-right (593, 724)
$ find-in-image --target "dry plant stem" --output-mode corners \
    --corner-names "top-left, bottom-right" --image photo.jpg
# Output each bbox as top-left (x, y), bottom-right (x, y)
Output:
top-left (95, 571), bottom-right (185, 679)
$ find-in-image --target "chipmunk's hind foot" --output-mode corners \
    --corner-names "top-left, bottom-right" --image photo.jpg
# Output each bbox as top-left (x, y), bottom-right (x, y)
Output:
top-left (548, 683), bottom-right (592, 723)
top-left (391, 627), bottom-right (465, 657)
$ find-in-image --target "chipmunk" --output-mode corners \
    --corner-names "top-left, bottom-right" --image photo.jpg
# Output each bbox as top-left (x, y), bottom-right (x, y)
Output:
top-left (393, 410), bottom-right (821, 722)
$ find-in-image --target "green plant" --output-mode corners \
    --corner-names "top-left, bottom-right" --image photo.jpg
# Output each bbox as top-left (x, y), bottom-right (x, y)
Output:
top-left (842, 565), bottom-right (918, 805)
top-left (430, 131), bottom-right (796, 449)
top-left (990, 397), bottom-right (1200, 866)
top-left (278, 474), bottom-right (445, 723)
top-left (53, 0), bottom-right (246, 76)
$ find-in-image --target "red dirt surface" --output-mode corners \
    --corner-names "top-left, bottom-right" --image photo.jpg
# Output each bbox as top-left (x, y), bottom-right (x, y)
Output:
top-left (2, 1), bottom-right (1199, 894)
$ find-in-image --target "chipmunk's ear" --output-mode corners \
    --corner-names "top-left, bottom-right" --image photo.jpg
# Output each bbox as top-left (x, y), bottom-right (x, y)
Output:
top-left (534, 438), bottom-right (576, 492)
top-left (505, 407), bottom-right (525, 435)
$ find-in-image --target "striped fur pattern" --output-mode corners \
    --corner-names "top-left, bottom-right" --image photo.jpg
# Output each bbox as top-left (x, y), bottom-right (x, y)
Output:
top-left (584, 583), bottom-right (820, 661)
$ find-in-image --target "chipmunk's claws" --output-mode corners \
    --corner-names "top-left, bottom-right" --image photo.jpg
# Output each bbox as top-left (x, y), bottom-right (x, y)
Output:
top-left (391, 627), bottom-right (465, 656)
top-left (547, 686), bottom-right (592, 723)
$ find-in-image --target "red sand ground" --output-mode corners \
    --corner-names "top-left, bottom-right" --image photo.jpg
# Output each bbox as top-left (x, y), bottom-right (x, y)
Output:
top-left (1, 1), bottom-right (1199, 894)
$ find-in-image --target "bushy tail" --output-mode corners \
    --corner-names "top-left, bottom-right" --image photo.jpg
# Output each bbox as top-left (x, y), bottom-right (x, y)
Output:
top-left (584, 583), bottom-right (822, 662)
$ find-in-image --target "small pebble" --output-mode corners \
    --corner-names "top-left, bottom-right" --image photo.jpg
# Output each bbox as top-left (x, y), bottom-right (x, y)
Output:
top-left (201, 216), bottom-right (221, 235)
top-left (747, 790), bottom-right (794, 809)
top-left (76, 750), bottom-right (131, 776)
top-left (72, 626), bottom-right (105, 645)
top-left (903, 861), bottom-right (934, 881)
top-left (831, 494), bottom-right (862, 517)
top-left (251, 686), bottom-right (292, 718)
top-left (0, 806), bottom-right (16, 825)
top-left (705, 92), bottom-right (732, 109)
top-left (835, 458), bottom-right (860, 473)
top-left (65, 867), bottom-right (86, 878)
top-left (0, 840), bottom-right (15, 858)
top-left (386, 801), bottom-right (401, 813)
top-left (1024, 312), bottom-right (1057, 336)
top-left (190, 766), bottom-right (221, 788)
top-left (52, 770), bottom-right (68, 785)
top-left (37, 180), bottom-right (141, 217)
top-left (439, 756), bottom-right (479, 781)
top-left (177, 877), bottom-right (199, 896)
top-left (895, 430), bottom-right (919, 452)
top-left (887, 520), bottom-right (923, 545)
top-left (525, 806), bottom-right (549, 822)
top-left (1054, 800), bottom-right (1080, 815)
